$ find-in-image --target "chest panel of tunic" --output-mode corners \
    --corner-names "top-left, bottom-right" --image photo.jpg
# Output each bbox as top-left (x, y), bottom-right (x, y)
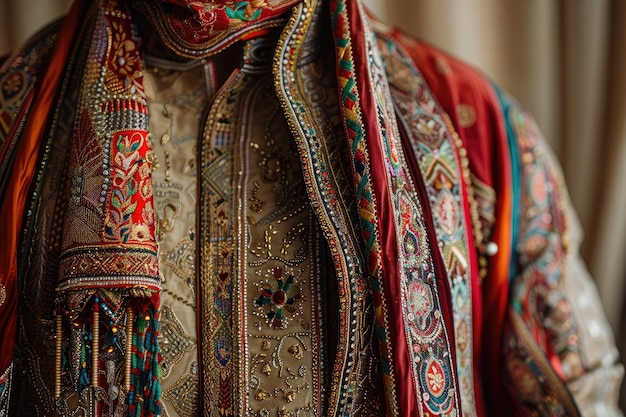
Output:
top-left (195, 66), bottom-right (326, 416)
top-left (145, 62), bottom-right (210, 417)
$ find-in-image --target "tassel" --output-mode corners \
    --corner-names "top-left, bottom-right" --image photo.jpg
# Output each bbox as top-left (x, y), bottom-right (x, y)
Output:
top-left (76, 323), bottom-right (93, 393)
top-left (125, 307), bottom-right (134, 392)
top-left (55, 306), bottom-right (63, 398)
top-left (127, 303), bottom-right (161, 417)
top-left (92, 298), bottom-right (100, 387)
top-left (77, 324), bottom-right (90, 392)
top-left (92, 298), bottom-right (100, 417)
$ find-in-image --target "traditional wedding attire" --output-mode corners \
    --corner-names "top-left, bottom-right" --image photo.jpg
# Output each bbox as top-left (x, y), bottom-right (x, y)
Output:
top-left (0, 0), bottom-right (622, 416)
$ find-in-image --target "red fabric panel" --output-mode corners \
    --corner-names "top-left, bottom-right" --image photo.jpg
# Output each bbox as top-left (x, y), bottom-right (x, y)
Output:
top-left (343, 2), bottom-right (419, 414)
top-left (391, 31), bottom-right (515, 416)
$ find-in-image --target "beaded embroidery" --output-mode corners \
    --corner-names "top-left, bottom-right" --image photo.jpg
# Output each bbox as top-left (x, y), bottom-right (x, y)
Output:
top-left (195, 34), bottom-right (328, 415)
top-left (363, 15), bottom-right (464, 415)
top-left (144, 60), bottom-right (209, 416)
top-left (0, 363), bottom-right (12, 414)
top-left (377, 35), bottom-right (477, 416)
top-left (275, 1), bottom-right (388, 414)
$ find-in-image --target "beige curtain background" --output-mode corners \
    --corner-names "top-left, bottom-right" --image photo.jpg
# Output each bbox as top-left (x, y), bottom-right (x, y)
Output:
top-left (2, 0), bottom-right (626, 408)
top-left (0, 0), bottom-right (72, 54)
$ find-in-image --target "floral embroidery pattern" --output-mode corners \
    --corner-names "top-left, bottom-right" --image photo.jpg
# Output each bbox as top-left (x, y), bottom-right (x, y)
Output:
top-left (380, 34), bottom-right (475, 416)
top-left (426, 360), bottom-right (446, 397)
top-left (108, 20), bottom-right (142, 93)
top-left (106, 130), bottom-right (154, 243)
top-left (255, 267), bottom-right (302, 329)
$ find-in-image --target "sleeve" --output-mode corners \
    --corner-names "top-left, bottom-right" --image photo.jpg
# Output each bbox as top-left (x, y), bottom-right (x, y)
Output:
top-left (499, 92), bottom-right (623, 417)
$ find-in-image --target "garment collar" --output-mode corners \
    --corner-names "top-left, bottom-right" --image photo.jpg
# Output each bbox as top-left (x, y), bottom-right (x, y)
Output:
top-left (131, 0), bottom-right (302, 58)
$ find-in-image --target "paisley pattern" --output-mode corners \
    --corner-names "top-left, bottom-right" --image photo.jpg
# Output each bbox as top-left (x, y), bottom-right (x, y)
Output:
top-left (397, 190), bottom-right (457, 415)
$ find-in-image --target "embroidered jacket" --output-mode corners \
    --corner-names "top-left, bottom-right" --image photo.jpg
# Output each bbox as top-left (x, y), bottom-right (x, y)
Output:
top-left (0, 0), bottom-right (621, 416)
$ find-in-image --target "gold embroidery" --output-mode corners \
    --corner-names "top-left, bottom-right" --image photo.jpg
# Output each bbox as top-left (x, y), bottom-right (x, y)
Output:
top-left (456, 103), bottom-right (477, 128)
top-left (197, 58), bottom-right (327, 414)
top-left (146, 61), bottom-right (209, 416)
top-left (256, 389), bottom-right (268, 401)
top-left (163, 362), bottom-right (200, 417)
top-left (159, 306), bottom-right (196, 378)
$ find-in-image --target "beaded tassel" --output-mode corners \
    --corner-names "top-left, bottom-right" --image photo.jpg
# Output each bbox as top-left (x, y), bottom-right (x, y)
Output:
top-left (124, 307), bottom-right (134, 392)
top-left (55, 306), bottom-right (63, 398)
top-left (128, 303), bottom-right (161, 417)
top-left (92, 299), bottom-right (100, 387)
top-left (92, 299), bottom-right (100, 417)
